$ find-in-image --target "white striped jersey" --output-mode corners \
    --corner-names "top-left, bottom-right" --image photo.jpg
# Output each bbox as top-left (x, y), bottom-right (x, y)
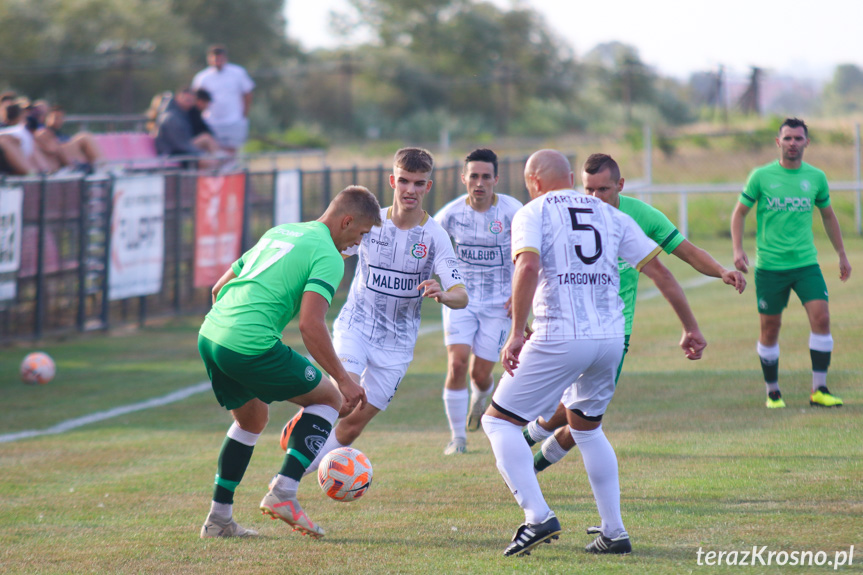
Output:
top-left (512, 191), bottom-right (661, 341)
top-left (334, 207), bottom-right (465, 352)
top-left (434, 194), bottom-right (522, 308)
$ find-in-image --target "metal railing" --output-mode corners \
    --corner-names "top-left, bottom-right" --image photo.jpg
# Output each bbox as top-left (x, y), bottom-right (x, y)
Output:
top-left (0, 154), bottom-right (540, 343)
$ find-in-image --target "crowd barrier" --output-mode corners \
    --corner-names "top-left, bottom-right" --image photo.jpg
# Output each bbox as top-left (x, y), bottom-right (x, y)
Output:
top-left (0, 155), bottom-right (537, 342)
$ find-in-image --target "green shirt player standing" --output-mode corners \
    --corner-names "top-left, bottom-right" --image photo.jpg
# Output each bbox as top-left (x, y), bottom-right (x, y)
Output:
top-left (198, 185), bottom-right (380, 539)
top-left (524, 153), bottom-right (746, 471)
top-left (731, 118), bottom-right (852, 409)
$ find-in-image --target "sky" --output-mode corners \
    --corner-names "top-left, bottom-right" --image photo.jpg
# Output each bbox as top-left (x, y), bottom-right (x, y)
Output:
top-left (285, 0), bottom-right (863, 81)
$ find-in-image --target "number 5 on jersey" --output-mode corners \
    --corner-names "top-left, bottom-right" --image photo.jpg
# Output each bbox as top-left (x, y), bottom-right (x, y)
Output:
top-left (568, 207), bottom-right (602, 265)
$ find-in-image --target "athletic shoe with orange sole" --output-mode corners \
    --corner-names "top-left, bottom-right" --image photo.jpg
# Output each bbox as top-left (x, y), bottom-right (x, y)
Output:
top-left (260, 489), bottom-right (325, 538)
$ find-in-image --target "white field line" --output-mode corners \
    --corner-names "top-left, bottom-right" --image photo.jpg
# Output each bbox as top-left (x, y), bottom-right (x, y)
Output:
top-left (0, 382), bottom-right (211, 444)
top-left (2, 276), bottom-right (718, 444)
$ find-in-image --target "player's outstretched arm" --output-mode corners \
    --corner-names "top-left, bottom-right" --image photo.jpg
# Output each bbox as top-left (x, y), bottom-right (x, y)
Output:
top-left (640, 257), bottom-right (707, 360)
top-left (418, 279), bottom-right (468, 309)
top-left (211, 268), bottom-right (237, 304)
top-left (672, 240), bottom-right (746, 293)
top-left (501, 251), bottom-right (540, 375)
top-left (298, 291), bottom-right (367, 412)
top-left (730, 202), bottom-right (750, 274)
top-left (819, 206), bottom-right (852, 282)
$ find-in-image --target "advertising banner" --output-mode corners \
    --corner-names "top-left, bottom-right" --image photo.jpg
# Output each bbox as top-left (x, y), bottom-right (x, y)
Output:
top-left (275, 169), bottom-right (302, 225)
top-left (0, 187), bottom-right (23, 301)
top-left (194, 173), bottom-right (245, 288)
top-left (108, 176), bottom-right (165, 300)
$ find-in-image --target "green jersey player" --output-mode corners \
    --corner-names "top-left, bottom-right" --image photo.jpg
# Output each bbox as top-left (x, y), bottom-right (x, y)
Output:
top-left (523, 153), bottom-right (746, 471)
top-left (198, 186), bottom-right (380, 539)
top-left (731, 118), bottom-right (851, 409)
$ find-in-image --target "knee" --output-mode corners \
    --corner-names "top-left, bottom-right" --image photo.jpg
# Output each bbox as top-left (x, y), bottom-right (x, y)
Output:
top-left (813, 312), bottom-right (830, 333)
top-left (319, 379), bottom-right (344, 412)
top-left (336, 421), bottom-right (364, 444)
top-left (449, 356), bottom-right (469, 378)
top-left (236, 410), bottom-right (268, 435)
top-left (469, 366), bottom-right (492, 387)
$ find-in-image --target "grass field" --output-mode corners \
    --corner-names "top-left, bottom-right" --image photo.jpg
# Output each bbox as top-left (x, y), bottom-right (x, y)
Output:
top-left (2, 236), bottom-right (862, 574)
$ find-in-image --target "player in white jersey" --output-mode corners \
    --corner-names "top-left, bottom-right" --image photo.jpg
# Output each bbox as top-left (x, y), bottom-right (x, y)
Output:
top-left (280, 148), bottom-right (469, 474)
top-left (481, 150), bottom-right (707, 557)
top-left (433, 148), bottom-right (523, 455)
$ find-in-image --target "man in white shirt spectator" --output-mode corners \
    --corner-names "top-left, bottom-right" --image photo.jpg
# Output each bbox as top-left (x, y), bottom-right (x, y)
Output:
top-left (192, 44), bottom-right (255, 154)
top-left (0, 103), bottom-right (50, 174)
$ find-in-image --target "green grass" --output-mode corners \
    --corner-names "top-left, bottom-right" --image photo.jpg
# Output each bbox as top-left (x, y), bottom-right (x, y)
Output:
top-left (1, 237), bottom-right (862, 574)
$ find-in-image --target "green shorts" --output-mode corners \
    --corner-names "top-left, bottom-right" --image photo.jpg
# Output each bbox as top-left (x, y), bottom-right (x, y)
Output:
top-left (754, 265), bottom-right (828, 315)
top-left (198, 334), bottom-right (322, 411)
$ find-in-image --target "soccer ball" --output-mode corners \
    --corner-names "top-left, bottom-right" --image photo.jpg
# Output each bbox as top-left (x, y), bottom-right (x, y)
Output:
top-left (20, 352), bottom-right (56, 385)
top-left (317, 446), bottom-right (373, 502)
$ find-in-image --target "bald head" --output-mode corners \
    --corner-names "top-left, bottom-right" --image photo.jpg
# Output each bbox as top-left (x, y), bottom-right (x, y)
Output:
top-left (523, 149), bottom-right (574, 199)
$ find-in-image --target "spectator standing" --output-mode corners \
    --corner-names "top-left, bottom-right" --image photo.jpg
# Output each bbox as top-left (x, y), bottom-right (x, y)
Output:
top-left (192, 45), bottom-right (254, 154)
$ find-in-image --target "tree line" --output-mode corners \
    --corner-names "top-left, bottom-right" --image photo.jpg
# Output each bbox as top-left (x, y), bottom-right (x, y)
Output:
top-left (0, 0), bottom-right (859, 146)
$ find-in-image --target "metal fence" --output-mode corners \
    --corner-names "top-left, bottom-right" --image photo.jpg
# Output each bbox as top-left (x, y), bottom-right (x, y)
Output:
top-left (0, 154), bottom-right (542, 343)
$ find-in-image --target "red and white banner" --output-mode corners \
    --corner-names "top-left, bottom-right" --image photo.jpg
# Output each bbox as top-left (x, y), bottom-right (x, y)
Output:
top-left (194, 173), bottom-right (245, 288)
top-left (0, 186), bottom-right (23, 301)
top-left (109, 176), bottom-right (165, 300)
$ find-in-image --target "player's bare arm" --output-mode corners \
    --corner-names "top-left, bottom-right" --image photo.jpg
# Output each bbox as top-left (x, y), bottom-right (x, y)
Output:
top-left (298, 291), bottom-right (367, 412)
top-left (418, 279), bottom-right (468, 309)
top-left (819, 206), bottom-right (852, 282)
top-left (672, 240), bottom-right (746, 293)
top-left (640, 256), bottom-right (707, 360)
top-left (730, 202), bottom-right (751, 274)
top-left (501, 251), bottom-right (540, 375)
top-left (211, 268), bottom-right (237, 303)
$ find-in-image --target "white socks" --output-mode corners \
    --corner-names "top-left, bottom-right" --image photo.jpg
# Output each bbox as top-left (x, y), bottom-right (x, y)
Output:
top-left (571, 425), bottom-right (625, 539)
top-left (526, 419), bottom-right (553, 444)
top-left (443, 388), bottom-right (469, 441)
top-left (482, 414), bottom-right (551, 524)
top-left (540, 434), bottom-right (569, 465)
top-left (209, 501), bottom-right (232, 521)
top-left (227, 421), bottom-right (260, 446)
top-left (470, 379), bottom-right (494, 404)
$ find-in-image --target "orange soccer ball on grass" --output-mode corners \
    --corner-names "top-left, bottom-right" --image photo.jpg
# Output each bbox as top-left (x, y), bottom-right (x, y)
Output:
top-left (317, 446), bottom-right (373, 502)
top-left (20, 352), bottom-right (56, 385)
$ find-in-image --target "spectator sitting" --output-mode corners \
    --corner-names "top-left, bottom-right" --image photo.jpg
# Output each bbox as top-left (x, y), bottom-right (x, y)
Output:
top-left (35, 105), bottom-right (102, 174)
top-left (0, 91), bottom-right (18, 127)
top-left (0, 103), bottom-right (51, 173)
top-left (0, 133), bottom-right (30, 175)
top-left (188, 88), bottom-right (213, 138)
top-left (155, 88), bottom-right (220, 168)
top-left (146, 91), bottom-right (173, 136)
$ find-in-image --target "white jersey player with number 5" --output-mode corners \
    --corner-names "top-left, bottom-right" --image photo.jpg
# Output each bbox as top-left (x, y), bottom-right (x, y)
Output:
top-left (481, 149), bottom-right (707, 558)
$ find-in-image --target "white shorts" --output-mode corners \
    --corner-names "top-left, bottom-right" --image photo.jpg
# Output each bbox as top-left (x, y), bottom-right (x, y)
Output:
top-left (210, 118), bottom-right (249, 149)
top-left (442, 305), bottom-right (510, 362)
top-left (492, 337), bottom-right (624, 422)
top-left (333, 329), bottom-right (413, 411)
